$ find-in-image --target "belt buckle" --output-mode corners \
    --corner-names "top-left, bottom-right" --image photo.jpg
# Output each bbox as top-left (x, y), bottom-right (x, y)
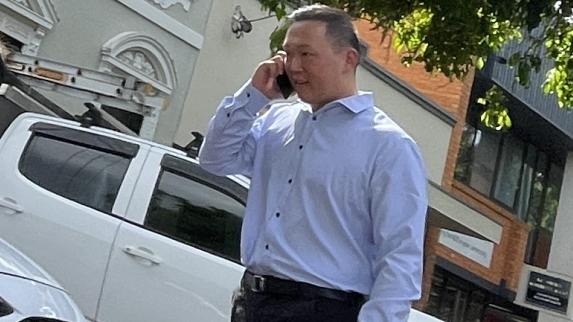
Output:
top-left (251, 275), bottom-right (266, 293)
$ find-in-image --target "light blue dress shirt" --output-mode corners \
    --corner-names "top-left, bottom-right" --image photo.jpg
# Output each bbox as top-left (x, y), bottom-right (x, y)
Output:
top-left (199, 81), bottom-right (428, 322)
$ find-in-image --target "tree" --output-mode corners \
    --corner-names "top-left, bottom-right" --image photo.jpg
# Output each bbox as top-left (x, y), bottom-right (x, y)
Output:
top-left (260, 0), bottom-right (573, 130)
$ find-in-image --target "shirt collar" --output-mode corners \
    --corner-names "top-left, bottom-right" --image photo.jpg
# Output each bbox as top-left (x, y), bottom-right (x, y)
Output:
top-left (336, 91), bottom-right (374, 113)
top-left (299, 91), bottom-right (374, 114)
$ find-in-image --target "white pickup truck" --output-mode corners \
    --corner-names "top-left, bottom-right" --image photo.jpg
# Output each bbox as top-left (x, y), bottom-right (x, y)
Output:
top-left (0, 83), bottom-right (442, 322)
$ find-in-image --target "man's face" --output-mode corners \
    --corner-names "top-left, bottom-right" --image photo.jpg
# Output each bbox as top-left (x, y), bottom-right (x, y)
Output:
top-left (282, 20), bottom-right (354, 108)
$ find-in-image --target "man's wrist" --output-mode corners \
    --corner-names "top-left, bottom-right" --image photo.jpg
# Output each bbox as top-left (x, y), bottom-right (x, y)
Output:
top-left (232, 80), bottom-right (271, 116)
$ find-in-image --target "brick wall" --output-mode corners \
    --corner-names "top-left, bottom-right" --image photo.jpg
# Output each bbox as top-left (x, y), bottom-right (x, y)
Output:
top-left (355, 20), bottom-right (475, 118)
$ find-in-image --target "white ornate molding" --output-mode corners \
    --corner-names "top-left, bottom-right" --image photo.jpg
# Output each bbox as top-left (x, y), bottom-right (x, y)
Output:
top-left (100, 32), bottom-right (177, 95)
top-left (0, 0), bottom-right (58, 55)
top-left (116, 0), bottom-right (203, 49)
top-left (0, 0), bottom-right (58, 30)
top-left (150, 0), bottom-right (192, 11)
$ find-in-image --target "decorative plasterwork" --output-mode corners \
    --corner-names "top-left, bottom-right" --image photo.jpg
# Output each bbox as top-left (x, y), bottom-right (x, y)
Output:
top-left (0, 0), bottom-right (58, 55)
top-left (116, 0), bottom-right (203, 49)
top-left (0, 0), bottom-right (58, 30)
top-left (100, 32), bottom-right (177, 95)
top-left (150, 0), bottom-right (192, 11)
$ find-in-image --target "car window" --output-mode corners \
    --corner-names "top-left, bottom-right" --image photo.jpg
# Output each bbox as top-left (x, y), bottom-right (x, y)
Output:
top-left (144, 168), bottom-right (244, 261)
top-left (19, 133), bottom-right (131, 213)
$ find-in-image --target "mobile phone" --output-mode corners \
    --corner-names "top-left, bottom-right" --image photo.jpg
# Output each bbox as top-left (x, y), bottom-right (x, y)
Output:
top-left (276, 73), bottom-right (294, 99)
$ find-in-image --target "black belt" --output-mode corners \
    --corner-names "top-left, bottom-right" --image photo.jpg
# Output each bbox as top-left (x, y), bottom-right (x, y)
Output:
top-left (242, 270), bottom-right (366, 305)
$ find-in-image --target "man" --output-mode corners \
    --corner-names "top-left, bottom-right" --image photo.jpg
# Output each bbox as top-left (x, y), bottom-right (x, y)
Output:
top-left (199, 4), bottom-right (428, 322)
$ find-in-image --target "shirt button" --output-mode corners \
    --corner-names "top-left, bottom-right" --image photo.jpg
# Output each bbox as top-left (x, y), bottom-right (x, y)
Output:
top-left (299, 145), bottom-right (303, 150)
top-left (247, 92), bottom-right (251, 98)
top-left (275, 212), bottom-right (280, 218)
top-left (265, 244), bottom-right (269, 250)
top-left (312, 116), bottom-right (317, 121)
top-left (226, 112), bottom-right (231, 118)
top-left (288, 179), bottom-right (292, 184)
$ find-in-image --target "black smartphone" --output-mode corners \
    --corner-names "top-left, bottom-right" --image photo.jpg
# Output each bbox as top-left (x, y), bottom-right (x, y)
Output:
top-left (276, 73), bottom-right (294, 99)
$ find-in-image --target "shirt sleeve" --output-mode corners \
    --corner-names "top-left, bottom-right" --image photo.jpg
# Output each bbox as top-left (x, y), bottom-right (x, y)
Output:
top-left (198, 80), bottom-right (270, 176)
top-left (358, 136), bottom-right (428, 322)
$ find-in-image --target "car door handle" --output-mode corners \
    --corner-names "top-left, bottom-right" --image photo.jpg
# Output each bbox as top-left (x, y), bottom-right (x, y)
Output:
top-left (122, 246), bottom-right (162, 265)
top-left (0, 197), bottom-right (23, 215)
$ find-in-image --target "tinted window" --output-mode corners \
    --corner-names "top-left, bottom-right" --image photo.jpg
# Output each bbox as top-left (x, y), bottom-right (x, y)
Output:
top-left (145, 169), bottom-right (244, 261)
top-left (19, 134), bottom-right (131, 213)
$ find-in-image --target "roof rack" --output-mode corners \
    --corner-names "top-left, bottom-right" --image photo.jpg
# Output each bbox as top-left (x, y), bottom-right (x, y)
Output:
top-left (172, 131), bottom-right (204, 158)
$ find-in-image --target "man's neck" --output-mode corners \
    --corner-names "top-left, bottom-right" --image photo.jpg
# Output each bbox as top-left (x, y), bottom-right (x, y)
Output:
top-left (311, 89), bottom-right (358, 112)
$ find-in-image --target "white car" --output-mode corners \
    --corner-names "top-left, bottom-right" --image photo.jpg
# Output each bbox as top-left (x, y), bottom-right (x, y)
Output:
top-left (0, 237), bottom-right (86, 322)
top-left (0, 111), bottom-right (440, 322)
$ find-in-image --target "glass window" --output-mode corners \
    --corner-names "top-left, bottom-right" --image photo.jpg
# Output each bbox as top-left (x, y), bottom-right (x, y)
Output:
top-left (454, 124), bottom-right (477, 183)
top-left (540, 163), bottom-right (563, 231)
top-left (426, 267), bottom-right (489, 322)
top-left (516, 146), bottom-right (536, 220)
top-left (467, 128), bottom-right (501, 195)
top-left (493, 135), bottom-right (525, 208)
top-left (526, 152), bottom-right (548, 227)
top-left (19, 134), bottom-right (130, 213)
top-left (144, 169), bottom-right (244, 261)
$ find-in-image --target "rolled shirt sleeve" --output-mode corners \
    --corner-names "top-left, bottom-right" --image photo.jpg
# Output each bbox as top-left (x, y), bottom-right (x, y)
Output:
top-left (358, 136), bottom-right (428, 322)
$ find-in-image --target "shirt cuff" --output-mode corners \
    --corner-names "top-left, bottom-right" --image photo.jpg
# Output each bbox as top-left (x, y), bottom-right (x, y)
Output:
top-left (229, 80), bottom-right (270, 116)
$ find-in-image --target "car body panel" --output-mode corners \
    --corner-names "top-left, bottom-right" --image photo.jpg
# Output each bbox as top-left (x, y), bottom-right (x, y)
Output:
top-left (0, 116), bottom-right (150, 319)
top-left (0, 237), bottom-right (86, 321)
top-left (96, 223), bottom-right (245, 322)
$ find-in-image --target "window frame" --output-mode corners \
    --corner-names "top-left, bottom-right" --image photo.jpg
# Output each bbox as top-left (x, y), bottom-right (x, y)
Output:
top-left (455, 123), bottom-right (565, 223)
top-left (17, 123), bottom-right (139, 215)
top-left (142, 154), bottom-right (247, 263)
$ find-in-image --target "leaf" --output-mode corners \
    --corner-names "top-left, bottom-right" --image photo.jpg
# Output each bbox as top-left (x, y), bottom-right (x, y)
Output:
top-left (476, 57), bottom-right (485, 69)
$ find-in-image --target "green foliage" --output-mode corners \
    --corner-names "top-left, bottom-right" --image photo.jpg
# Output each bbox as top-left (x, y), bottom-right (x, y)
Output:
top-left (543, 18), bottom-right (573, 108)
top-left (477, 85), bottom-right (512, 131)
top-left (260, 0), bottom-right (573, 113)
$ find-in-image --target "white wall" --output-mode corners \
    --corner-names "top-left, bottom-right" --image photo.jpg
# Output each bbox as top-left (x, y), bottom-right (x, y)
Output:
top-left (175, 0), bottom-right (276, 145)
top-left (537, 152), bottom-right (573, 322)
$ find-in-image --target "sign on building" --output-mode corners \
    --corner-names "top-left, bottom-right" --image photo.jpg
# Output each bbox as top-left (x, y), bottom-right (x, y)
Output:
top-left (438, 229), bottom-right (494, 268)
top-left (526, 271), bottom-right (571, 313)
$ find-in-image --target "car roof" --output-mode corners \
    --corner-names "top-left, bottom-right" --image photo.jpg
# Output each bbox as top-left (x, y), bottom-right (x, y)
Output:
top-left (15, 113), bottom-right (251, 189)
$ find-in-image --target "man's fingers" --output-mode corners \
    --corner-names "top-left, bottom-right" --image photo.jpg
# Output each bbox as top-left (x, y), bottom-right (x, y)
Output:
top-left (270, 54), bottom-right (285, 76)
top-left (251, 54), bottom-right (287, 99)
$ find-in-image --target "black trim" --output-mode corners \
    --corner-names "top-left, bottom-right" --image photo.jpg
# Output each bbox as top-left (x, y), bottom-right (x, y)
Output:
top-left (435, 256), bottom-right (516, 301)
top-left (161, 154), bottom-right (248, 204)
top-left (29, 122), bottom-right (139, 158)
top-left (359, 42), bottom-right (457, 126)
top-left (141, 155), bottom-right (248, 264)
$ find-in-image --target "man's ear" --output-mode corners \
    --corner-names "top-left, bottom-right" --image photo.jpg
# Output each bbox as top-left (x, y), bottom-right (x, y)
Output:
top-left (344, 48), bottom-right (360, 72)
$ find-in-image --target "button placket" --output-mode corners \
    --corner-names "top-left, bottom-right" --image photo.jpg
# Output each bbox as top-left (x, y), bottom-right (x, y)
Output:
top-left (275, 116), bottom-right (314, 214)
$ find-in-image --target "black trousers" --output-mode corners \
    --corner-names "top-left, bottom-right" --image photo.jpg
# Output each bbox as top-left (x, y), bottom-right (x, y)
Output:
top-left (231, 276), bottom-right (363, 322)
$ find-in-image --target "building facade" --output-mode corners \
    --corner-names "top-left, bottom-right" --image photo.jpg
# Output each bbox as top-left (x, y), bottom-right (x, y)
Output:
top-left (0, 0), bottom-right (210, 144)
top-left (356, 20), bottom-right (573, 322)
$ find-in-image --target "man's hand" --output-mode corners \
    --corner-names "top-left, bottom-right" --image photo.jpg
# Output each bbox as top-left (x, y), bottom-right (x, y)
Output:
top-left (251, 52), bottom-right (286, 100)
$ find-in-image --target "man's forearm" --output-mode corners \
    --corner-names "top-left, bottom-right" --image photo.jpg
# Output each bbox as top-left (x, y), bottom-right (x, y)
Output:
top-left (199, 80), bottom-right (269, 176)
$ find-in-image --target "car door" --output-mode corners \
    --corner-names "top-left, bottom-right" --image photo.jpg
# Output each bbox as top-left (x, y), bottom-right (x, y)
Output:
top-left (97, 148), bottom-right (247, 322)
top-left (0, 117), bottom-right (149, 320)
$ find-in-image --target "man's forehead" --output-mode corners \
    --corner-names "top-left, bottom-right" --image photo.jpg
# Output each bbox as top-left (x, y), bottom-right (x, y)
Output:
top-left (283, 21), bottom-right (327, 47)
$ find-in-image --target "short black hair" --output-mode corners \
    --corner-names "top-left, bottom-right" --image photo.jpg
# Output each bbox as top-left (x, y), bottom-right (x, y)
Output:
top-left (288, 4), bottom-right (361, 56)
